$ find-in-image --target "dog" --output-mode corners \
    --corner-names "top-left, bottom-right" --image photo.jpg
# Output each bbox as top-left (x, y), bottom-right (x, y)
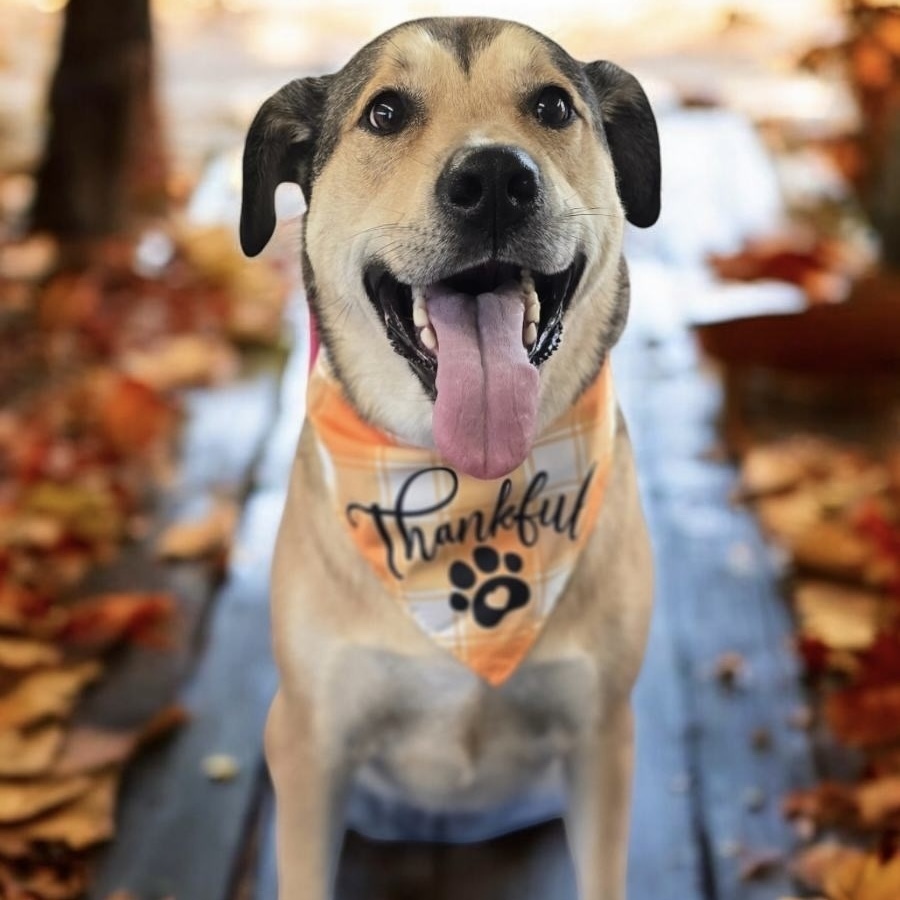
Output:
top-left (240, 16), bottom-right (660, 900)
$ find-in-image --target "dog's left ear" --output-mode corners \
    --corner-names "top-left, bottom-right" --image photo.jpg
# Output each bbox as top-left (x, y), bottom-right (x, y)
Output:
top-left (584, 61), bottom-right (660, 228)
top-left (240, 76), bottom-right (330, 257)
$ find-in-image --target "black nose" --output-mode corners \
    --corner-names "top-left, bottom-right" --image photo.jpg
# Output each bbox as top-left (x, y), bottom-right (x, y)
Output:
top-left (437, 145), bottom-right (542, 237)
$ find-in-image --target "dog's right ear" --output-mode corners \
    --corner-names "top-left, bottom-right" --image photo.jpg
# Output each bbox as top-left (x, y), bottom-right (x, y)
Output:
top-left (240, 77), bottom-right (329, 257)
top-left (583, 61), bottom-right (660, 229)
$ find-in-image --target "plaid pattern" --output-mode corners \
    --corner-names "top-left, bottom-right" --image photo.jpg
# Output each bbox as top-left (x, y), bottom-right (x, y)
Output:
top-left (307, 358), bottom-right (617, 685)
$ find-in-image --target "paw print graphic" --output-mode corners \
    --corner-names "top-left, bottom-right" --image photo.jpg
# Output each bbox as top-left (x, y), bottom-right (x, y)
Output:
top-left (448, 546), bottom-right (531, 628)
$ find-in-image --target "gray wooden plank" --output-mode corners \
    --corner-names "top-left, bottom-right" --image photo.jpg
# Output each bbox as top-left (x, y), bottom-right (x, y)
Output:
top-left (627, 544), bottom-right (707, 900)
top-left (80, 372), bottom-right (281, 897)
top-left (618, 338), bottom-right (708, 900)
top-left (75, 371), bottom-right (279, 733)
top-left (88, 488), bottom-right (281, 899)
top-left (623, 331), bottom-right (817, 900)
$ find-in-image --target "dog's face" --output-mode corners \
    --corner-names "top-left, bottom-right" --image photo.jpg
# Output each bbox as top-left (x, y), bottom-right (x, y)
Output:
top-left (241, 18), bottom-right (660, 479)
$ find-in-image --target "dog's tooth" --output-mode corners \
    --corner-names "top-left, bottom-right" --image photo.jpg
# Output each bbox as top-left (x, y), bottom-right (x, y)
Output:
top-left (412, 305), bottom-right (430, 327)
top-left (420, 325), bottom-right (437, 351)
top-left (521, 269), bottom-right (535, 293)
top-left (412, 286), bottom-right (427, 308)
top-left (525, 302), bottom-right (540, 324)
top-left (523, 322), bottom-right (537, 346)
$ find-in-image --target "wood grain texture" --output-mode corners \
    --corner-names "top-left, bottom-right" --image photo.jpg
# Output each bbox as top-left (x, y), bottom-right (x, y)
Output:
top-left (619, 331), bottom-right (817, 900)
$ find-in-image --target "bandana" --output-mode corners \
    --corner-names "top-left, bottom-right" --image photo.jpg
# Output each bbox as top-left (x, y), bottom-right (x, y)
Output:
top-left (307, 358), bottom-right (617, 685)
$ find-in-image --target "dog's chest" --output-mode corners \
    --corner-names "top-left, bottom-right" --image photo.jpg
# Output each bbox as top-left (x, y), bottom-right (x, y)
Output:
top-left (330, 648), bottom-right (597, 809)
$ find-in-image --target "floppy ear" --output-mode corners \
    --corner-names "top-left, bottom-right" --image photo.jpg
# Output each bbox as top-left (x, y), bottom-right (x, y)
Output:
top-left (583, 61), bottom-right (660, 228)
top-left (240, 76), bottom-right (329, 257)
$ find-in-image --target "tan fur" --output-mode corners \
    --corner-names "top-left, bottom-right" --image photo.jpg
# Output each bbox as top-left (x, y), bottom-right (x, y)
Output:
top-left (261, 19), bottom-right (654, 900)
top-left (306, 22), bottom-right (624, 444)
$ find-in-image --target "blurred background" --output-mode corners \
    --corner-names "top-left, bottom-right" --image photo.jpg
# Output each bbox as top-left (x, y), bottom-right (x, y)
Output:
top-left (0, 2), bottom-right (899, 899)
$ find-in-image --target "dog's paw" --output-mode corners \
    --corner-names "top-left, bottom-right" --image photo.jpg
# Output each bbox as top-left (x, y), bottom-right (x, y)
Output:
top-left (448, 546), bottom-right (530, 628)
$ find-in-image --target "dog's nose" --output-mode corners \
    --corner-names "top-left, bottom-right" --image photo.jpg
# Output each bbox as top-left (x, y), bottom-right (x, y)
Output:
top-left (437, 145), bottom-right (542, 235)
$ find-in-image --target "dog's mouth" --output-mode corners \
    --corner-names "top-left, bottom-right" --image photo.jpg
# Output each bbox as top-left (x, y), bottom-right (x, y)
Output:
top-left (363, 256), bottom-right (585, 381)
top-left (362, 256), bottom-right (585, 480)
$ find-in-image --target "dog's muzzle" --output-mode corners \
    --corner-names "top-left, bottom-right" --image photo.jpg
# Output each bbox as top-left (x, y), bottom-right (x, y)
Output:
top-left (361, 147), bottom-right (585, 479)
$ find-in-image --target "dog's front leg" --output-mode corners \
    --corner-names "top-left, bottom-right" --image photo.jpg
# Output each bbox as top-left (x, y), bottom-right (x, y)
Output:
top-left (564, 701), bottom-right (634, 900)
top-left (266, 689), bottom-right (348, 900)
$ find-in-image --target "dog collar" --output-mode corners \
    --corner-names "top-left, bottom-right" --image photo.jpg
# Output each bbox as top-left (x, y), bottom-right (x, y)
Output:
top-left (307, 358), bottom-right (617, 685)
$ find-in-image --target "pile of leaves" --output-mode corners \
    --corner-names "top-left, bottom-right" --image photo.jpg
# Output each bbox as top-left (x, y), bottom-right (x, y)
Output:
top-left (800, 1), bottom-right (900, 203)
top-left (708, 231), bottom-right (873, 306)
top-left (0, 225), bottom-right (288, 897)
top-left (738, 436), bottom-right (900, 898)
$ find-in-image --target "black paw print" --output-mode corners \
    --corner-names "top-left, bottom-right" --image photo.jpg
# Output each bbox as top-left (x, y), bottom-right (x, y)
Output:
top-left (448, 546), bottom-right (531, 628)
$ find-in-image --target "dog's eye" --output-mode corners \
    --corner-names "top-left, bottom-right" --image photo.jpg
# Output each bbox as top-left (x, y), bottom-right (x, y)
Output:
top-left (364, 91), bottom-right (408, 135)
top-left (534, 86), bottom-right (574, 128)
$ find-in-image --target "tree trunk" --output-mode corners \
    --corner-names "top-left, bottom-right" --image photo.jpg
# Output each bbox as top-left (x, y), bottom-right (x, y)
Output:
top-left (871, 109), bottom-right (900, 268)
top-left (30, 0), bottom-right (167, 239)
top-left (845, 1), bottom-right (900, 268)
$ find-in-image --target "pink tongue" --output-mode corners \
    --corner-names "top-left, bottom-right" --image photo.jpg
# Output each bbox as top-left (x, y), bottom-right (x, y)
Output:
top-left (427, 281), bottom-right (539, 480)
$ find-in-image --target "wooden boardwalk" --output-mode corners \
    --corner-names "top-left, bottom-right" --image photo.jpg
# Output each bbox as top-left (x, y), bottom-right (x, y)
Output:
top-left (79, 312), bottom-right (820, 900)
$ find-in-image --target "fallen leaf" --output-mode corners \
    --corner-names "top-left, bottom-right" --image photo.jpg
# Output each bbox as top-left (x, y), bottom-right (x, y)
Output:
top-left (0, 857), bottom-right (88, 900)
top-left (23, 480), bottom-right (124, 547)
top-left (850, 633), bottom-right (900, 689)
top-left (51, 728), bottom-right (135, 778)
top-left (0, 663), bottom-right (103, 730)
top-left (827, 684), bottom-right (900, 748)
top-left (156, 499), bottom-right (238, 561)
top-left (823, 848), bottom-right (900, 900)
top-left (739, 847), bottom-right (782, 881)
top-left (756, 491), bottom-right (822, 542)
top-left (0, 723), bottom-right (64, 778)
top-left (784, 782), bottom-right (857, 830)
top-left (0, 637), bottom-right (62, 672)
top-left (740, 439), bottom-right (820, 497)
top-left (794, 581), bottom-right (887, 651)
top-left (85, 371), bottom-right (176, 456)
top-left (751, 727), bottom-right (774, 751)
top-left (0, 775), bottom-right (93, 824)
top-left (13, 771), bottom-right (119, 850)
top-left (121, 334), bottom-right (238, 391)
top-left (791, 842), bottom-right (866, 891)
top-left (854, 776), bottom-right (900, 828)
top-left (714, 651), bottom-right (747, 688)
top-left (59, 593), bottom-right (174, 651)
top-left (790, 521), bottom-right (873, 582)
top-left (0, 583), bottom-right (59, 635)
top-left (202, 753), bottom-right (240, 782)
top-left (788, 706), bottom-right (814, 731)
top-left (52, 705), bottom-right (186, 776)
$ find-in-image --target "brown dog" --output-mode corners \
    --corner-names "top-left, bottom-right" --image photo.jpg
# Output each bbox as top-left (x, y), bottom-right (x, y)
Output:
top-left (241, 17), bottom-right (660, 900)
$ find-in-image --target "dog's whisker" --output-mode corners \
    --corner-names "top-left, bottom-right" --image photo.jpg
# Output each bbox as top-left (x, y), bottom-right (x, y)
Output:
top-left (564, 206), bottom-right (618, 214)
top-left (348, 222), bottom-right (415, 240)
top-left (558, 212), bottom-right (618, 220)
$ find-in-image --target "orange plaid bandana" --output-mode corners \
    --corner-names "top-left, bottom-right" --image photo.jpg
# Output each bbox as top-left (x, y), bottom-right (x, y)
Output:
top-left (307, 359), bottom-right (617, 685)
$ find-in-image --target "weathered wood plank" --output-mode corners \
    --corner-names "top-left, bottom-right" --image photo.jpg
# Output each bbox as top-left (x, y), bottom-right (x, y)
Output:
top-left (88, 488), bottom-right (281, 899)
top-left (617, 338), bottom-right (709, 900)
top-left (624, 332), bottom-right (817, 900)
top-left (73, 372), bottom-right (278, 734)
top-left (82, 369), bottom-right (282, 897)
